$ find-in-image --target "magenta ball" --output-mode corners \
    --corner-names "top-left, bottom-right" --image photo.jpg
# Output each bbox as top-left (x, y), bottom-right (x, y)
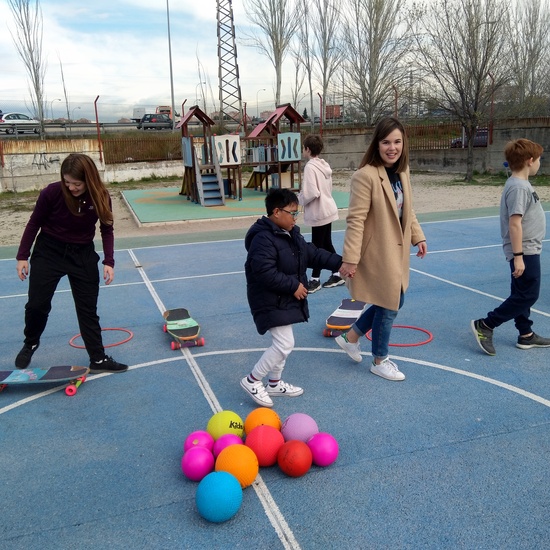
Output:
top-left (281, 413), bottom-right (319, 442)
top-left (307, 432), bottom-right (339, 467)
top-left (212, 433), bottom-right (243, 458)
top-left (184, 430), bottom-right (215, 453)
top-left (181, 446), bottom-right (215, 481)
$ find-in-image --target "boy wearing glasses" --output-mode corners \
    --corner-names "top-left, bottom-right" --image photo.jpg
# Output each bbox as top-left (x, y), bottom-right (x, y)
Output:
top-left (472, 138), bottom-right (550, 355)
top-left (241, 188), bottom-right (343, 407)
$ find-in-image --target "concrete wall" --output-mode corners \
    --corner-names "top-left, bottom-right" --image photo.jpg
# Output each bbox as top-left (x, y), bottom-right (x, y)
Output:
top-left (0, 139), bottom-right (183, 192)
top-left (2, 119), bottom-right (549, 192)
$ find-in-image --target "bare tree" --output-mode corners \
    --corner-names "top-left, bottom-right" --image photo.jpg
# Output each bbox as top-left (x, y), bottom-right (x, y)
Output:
top-left (243, 0), bottom-right (300, 106)
top-left (341, 0), bottom-right (411, 125)
top-left (311, 0), bottom-right (343, 124)
top-left (412, 0), bottom-right (510, 180)
top-left (507, 0), bottom-right (550, 115)
top-left (8, 0), bottom-right (46, 134)
top-left (295, 0), bottom-right (316, 130)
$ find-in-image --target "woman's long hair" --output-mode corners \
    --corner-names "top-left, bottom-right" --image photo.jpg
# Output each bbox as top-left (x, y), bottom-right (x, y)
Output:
top-left (60, 154), bottom-right (113, 225)
top-left (359, 117), bottom-right (409, 173)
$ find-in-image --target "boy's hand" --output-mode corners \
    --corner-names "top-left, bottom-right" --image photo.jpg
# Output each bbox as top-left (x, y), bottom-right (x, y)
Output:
top-left (295, 282), bottom-right (308, 299)
top-left (512, 256), bottom-right (525, 278)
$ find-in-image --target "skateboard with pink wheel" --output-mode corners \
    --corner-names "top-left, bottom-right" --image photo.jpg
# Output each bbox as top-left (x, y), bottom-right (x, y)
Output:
top-left (0, 365), bottom-right (90, 396)
top-left (323, 298), bottom-right (366, 337)
top-left (163, 308), bottom-right (205, 350)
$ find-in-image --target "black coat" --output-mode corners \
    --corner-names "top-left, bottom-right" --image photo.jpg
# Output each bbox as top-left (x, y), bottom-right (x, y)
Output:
top-left (244, 216), bottom-right (342, 335)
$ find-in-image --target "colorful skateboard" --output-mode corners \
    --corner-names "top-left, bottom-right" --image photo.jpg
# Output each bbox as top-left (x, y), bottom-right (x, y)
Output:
top-left (323, 298), bottom-right (366, 337)
top-left (163, 308), bottom-right (205, 350)
top-left (0, 365), bottom-right (90, 396)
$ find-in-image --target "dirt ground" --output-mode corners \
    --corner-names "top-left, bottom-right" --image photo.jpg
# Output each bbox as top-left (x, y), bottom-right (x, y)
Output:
top-left (2, 171), bottom-right (549, 247)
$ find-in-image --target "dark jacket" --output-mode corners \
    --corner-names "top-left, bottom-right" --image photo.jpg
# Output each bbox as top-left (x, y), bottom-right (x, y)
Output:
top-left (245, 216), bottom-right (342, 335)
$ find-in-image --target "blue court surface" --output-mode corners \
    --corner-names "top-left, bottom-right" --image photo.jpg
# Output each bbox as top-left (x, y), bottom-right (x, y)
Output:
top-left (2, 210), bottom-right (550, 550)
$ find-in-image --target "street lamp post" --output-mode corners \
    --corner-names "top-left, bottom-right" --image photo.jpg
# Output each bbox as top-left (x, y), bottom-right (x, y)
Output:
top-left (256, 88), bottom-right (266, 118)
top-left (50, 98), bottom-right (61, 121)
top-left (195, 82), bottom-right (206, 109)
top-left (71, 106), bottom-right (81, 121)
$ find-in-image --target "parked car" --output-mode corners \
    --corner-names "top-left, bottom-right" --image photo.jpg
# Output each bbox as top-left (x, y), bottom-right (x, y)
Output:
top-left (450, 128), bottom-right (488, 148)
top-left (137, 113), bottom-right (172, 130)
top-left (0, 112), bottom-right (40, 134)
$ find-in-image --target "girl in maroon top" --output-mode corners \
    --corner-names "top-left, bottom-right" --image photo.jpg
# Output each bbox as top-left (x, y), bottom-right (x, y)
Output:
top-left (15, 153), bottom-right (128, 373)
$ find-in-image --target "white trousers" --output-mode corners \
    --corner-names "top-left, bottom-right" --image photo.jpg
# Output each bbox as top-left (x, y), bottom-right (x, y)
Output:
top-left (251, 325), bottom-right (295, 381)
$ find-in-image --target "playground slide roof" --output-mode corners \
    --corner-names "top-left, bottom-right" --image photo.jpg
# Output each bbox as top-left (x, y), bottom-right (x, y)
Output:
top-left (247, 103), bottom-right (305, 139)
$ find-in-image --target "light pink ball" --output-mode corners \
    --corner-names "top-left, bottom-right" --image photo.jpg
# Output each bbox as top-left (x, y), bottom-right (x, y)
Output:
top-left (307, 432), bottom-right (339, 467)
top-left (281, 413), bottom-right (319, 442)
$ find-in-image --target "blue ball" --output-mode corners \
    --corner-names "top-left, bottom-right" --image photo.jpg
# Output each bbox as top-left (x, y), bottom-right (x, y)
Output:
top-left (195, 471), bottom-right (243, 523)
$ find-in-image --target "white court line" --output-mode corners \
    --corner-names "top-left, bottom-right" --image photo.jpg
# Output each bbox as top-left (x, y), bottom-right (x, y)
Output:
top-left (126, 248), bottom-right (301, 550)
top-left (411, 268), bottom-right (550, 318)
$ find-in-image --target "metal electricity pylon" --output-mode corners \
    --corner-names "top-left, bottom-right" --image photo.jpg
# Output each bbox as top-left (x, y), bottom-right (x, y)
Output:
top-left (217, 0), bottom-right (243, 128)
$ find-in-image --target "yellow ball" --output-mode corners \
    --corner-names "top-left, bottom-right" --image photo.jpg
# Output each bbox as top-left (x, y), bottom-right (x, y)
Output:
top-left (215, 444), bottom-right (259, 488)
top-left (207, 410), bottom-right (244, 440)
top-left (244, 407), bottom-right (282, 435)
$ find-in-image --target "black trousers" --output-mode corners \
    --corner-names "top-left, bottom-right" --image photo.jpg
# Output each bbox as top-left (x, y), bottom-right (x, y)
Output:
top-left (24, 233), bottom-right (105, 361)
top-left (310, 223), bottom-right (336, 279)
top-left (485, 254), bottom-right (541, 334)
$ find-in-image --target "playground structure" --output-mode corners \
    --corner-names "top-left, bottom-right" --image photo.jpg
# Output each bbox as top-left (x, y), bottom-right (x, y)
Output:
top-left (177, 104), bottom-right (305, 206)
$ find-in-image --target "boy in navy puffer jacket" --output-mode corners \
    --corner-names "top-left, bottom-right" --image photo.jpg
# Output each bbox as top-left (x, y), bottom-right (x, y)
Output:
top-left (241, 188), bottom-right (343, 407)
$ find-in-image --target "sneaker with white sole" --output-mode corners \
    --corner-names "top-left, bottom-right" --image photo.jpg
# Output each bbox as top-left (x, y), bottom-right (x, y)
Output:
top-left (335, 333), bottom-right (362, 362)
top-left (307, 279), bottom-right (321, 293)
top-left (370, 357), bottom-right (405, 381)
top-left (240, 376), bottom-right (273, 407)
top-left (516, 332), bottom-right (550, 349)
top-left (322, 275), bottom-right (345, 288)
top-left (266, 380), bottom-right (304, 397)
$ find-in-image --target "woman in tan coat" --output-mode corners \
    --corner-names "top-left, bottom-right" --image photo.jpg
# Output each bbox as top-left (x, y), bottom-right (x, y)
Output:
top-left (336, 117), bottom-right (427, 381)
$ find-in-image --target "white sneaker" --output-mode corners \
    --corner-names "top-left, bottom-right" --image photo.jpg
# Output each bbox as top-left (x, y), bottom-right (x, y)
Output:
top-left (335, 333), bottom-right (362, 362)
top-left (266, 380), bottom-right (304, 397)
top-left (370, 358), bottom-right (405, 381)
top-left (240, 376), bottom-right (273, 407)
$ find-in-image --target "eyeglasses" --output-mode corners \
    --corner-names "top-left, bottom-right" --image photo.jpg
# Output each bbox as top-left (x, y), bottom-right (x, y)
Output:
top-left (281, 209), bottom-right (300, 218)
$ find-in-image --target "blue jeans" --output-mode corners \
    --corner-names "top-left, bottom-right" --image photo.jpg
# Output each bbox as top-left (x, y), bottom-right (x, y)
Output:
top-left (485, 254), bottom-right (541, 335)
top-left (352, 293), bottom-right (404, 360)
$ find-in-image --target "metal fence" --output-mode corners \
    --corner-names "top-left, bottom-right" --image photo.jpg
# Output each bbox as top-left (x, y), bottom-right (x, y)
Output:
top-left (102, 136), bottom-right (183, 164)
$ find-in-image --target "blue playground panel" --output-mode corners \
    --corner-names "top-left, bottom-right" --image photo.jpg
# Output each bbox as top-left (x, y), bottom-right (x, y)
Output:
top-left (1, 212), bottom-right (550, 549)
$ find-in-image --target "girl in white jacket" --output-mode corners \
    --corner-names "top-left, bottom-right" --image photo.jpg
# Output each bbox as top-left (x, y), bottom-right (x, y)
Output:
top-left (298, 135), bottom-right (343, 293)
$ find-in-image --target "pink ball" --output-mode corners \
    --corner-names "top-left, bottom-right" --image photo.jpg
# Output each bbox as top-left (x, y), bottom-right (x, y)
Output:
top-left (307, 432), bottom-right (339, 467)
top-left (281, 413), bottom-right (319, 442)
top-left (181, 446), bottom-right (215, 481)
top-left (183, 430), bottom-right (214, 452)
top-left (212, 433), bottom-right (243, 458)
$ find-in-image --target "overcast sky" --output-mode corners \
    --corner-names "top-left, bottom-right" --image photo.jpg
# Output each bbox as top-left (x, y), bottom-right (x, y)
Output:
top-left (1, 0), bottom-right (302, 121)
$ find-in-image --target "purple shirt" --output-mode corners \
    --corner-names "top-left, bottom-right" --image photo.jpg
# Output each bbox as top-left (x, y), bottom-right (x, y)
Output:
top-left (16, 181), bottom-right (115, 267)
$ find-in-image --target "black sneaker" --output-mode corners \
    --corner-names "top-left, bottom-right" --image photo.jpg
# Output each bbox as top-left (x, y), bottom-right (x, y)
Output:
top-left (15, 343), bottom-right (40, 369)
top-left (471, 319), bottom-right (495, 356)
top-left (322, 275), bottom-right (345, 288)
top-left (89, 355), bottom-right (128, 374)
top-left (307, 279), bottom-right (321, 293)
top-left (516, 332), bottom-right (550, 350)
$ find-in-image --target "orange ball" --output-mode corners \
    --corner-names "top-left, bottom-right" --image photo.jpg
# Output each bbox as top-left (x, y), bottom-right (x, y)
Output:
top-left (215, 443), bottom-right (259, 488)
top-left (245, 425), bottom-right (285, 467)
top-left (277, 440), bottom-right (312, 478)
top-left (244, 407), bottom-right (282, 435)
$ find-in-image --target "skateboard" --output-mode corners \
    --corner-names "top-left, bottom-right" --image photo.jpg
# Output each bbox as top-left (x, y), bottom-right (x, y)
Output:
top-left (323, 298), bottom-right (366, 337)
top-left (163, 308), bottom-right (205, 350)
top-left (0, 365), bottom-right (90, 396)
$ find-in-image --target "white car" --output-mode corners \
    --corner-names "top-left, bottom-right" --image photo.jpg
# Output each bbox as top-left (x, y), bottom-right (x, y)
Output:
top-left (0, 112), bottom-right (40, 134)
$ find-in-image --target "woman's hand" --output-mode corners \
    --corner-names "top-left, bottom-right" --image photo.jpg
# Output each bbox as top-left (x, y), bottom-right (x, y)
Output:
top-left (16, 260), bottom-right (29, 281)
